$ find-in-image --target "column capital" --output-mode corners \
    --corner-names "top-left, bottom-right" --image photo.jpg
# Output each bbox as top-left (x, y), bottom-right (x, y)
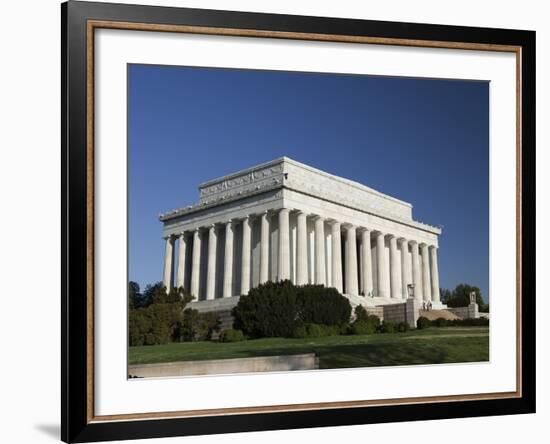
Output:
top-left (398, 237), bottom-right (408, 244)
top-left (358, 226), bottom-right (371, 233)
top-left (429, 244), bottom-right (438, 250)
top-left (237, 215), bottom-right (251, 224)
top-left (327, 218), bottom-right (341, 226)
top-left (278, 207), bottom-right (291, 214)
top-left (387, 233), bottom-right (397, 240)
top-left (409, 239), bottom-right (418, 245)
top-left (342, 222), bottom-right (355, 230)
top-left (311, 214), bottom-right (325, 222)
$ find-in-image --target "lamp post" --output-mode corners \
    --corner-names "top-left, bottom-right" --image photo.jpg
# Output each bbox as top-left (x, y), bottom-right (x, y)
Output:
top-left (407, 283), bottom-right (415, 299)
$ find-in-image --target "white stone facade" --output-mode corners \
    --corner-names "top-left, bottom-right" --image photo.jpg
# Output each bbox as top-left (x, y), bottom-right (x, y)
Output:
top-left (159, 157), bottom-right (443, 308)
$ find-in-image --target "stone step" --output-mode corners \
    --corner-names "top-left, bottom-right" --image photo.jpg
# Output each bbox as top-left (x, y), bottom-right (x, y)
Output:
top-left (418, 309), bottom-right (459, 321)
top-left (189, 296), bottom-right (241, 313)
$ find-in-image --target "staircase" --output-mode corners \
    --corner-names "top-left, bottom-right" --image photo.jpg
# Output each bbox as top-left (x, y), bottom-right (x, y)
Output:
top-left (418, 309), bottom-right (459, 321)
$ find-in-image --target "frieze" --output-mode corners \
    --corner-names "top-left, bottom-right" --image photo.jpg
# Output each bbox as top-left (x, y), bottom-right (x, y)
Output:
top-left (199, 164), bottom-right (284, 200)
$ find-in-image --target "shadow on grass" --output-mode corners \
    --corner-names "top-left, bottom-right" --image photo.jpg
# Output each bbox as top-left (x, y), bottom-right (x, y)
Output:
top-left (130, 332), bottom-right (489, 369)
top-left (229, 337), bottom-right (489, 369)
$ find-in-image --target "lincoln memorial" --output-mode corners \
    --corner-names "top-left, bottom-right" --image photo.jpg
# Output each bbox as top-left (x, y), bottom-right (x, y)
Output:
top-left (159, 157), bottom-right (444, 310)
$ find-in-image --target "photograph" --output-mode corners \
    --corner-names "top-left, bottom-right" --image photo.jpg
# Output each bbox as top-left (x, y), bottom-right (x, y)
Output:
top-left (58, 1), bottom-right (536, 441)
top-left (127, 64), bottom-right (490, 379)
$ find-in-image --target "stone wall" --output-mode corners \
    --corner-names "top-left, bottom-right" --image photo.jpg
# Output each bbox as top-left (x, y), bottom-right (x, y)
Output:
top-left (382, 303), bottom-right (408, 324)
top-left (129, 353), bottom-right (318, 378)
top-left (447, 302), bottom-right (479, 320)
top-left (366, 298), bottom-right (419, 328)
top-left (365, 306), bottom-right (384, 320)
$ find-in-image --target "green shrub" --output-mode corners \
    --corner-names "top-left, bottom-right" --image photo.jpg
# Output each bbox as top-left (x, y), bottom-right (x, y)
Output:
top-left (305, 323), bottom-right (324, 338)
top-left (417, 316), bottom-right (432, 330)
top-left (232, 281), bottom-right (351, 338)
top-left (349, 320), bottom-right (378, 335)
top-left (397, 321), bottom-right (410, 332)
top-left (448, 317), bottom-right (489, 327)
top-left (339, 323), bottom-right (352, 335)
top-left (129, 301), bottom-right (186, 346)
top-left (414, 317), bottom-right (489, 329)
top-left (433, 317), bottom-right (449, 327)
top-left (128, 285), bottom-right (194, 346)
top-left (297, 285), bottom-right (352, 326)
top-left (181, 309), bottom-right (221, 341)
top-left (292, 323), bottom-right (342, 338)
top-left (324, 325), bottom-right (343, 336)
top-left (379, 321), bottom-right (397, 333)
top-left (292, 324), bottom-right (308, 339)
top-left (354, 305), bottom-right (369, 322)
top-left (233, 280), bottom-right (299, 338)
top-left (219, 329), bottom-right (245, 342)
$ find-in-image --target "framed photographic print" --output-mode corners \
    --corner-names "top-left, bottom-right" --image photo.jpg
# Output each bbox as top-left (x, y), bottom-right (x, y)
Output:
top-left (61, 1), bottom-right (536, 442)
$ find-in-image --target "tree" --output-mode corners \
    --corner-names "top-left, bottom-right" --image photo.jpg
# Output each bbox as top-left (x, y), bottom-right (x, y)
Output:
top-left (232, 280), bottom-right (299, 338)
top-left (180, 309), bottom-right (221, 342)
top-left (439, 287), bottom-right (452, 304)
top-left (232, 281), bottom-right (351, 338)
top-left (445, 284), bottom-right (485, 308)
top-left (128, 283), bottom-right (195, 346)
top-left (128, 281), bottom-right (141, 309)
top-left (140, 281), bottom-right (164, 308)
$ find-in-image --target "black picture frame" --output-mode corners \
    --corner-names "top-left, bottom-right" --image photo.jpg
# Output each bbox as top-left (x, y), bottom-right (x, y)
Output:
top-left (61, 1), bottom-right (536, 442)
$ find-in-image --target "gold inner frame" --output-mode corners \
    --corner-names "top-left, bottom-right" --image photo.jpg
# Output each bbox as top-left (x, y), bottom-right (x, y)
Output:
top-left (85, 19), bottom-right (523, 423)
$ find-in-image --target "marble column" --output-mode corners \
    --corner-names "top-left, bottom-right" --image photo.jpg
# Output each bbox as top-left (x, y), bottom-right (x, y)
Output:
top-left (376, 232), bottom-right (389, 298)
top-left (389, 235), bottom-right (401, 299)
top-left (314, 216), bottom-right (326, 286)
top-left (278, 208), bottom-right (290, 281)
top-left (260, 212), bottom-right (270, 284)
top-left (421, 243), bottom-right (432, 302)
top-left (296, 211), bottom-right (308, 285)
top-left (430, 246), bottom-right (441, 303)
top-left (331, 221), bottom-right (343, 293)
top-left (410, 241), bottom-right (422, 302)
top-left (399, 238), bottom-right (410, 299)
top-left (176, 232), bottom-right (187, 290)
top-left (190, 229), bottom-right (202, 299)
top-left (361, 228), bottom-right (373, 297)
top-left (162, 235), bottom-right (174, 291)
top-left (222, 221), bottom-right (234, 298)
top-left (345, 225), bottom-right (358, 295)
top-left (206, 225), bottom-right (217, 300)
top-left (241, 217), bottom-right (252, 295)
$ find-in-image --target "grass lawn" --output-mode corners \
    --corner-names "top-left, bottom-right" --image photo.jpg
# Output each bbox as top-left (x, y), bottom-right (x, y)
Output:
top-left (129, 327), bottom-right (489, 369)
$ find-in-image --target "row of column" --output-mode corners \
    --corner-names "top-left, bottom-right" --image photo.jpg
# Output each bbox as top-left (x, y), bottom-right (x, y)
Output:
top-left (163, 212), bottom-right (270, 300)
top-left (162, 208), bottom-right (440, 304)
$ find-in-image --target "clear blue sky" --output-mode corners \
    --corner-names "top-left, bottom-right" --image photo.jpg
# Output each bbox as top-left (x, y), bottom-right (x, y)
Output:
top-left (128, 64), bottom-right (489, 301)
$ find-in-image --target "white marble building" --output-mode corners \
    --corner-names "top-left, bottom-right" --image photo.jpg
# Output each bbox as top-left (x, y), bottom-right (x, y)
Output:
top-left (159, 157), bottom-right (443, 309)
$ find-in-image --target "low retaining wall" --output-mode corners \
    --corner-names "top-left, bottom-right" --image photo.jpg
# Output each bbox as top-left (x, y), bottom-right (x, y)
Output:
top-left (447, 303), bottom-right (479, 319)
top-left (366, 298), bottom-right (419, 328)
top-left (129, 353), bottom-right (318, 378)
